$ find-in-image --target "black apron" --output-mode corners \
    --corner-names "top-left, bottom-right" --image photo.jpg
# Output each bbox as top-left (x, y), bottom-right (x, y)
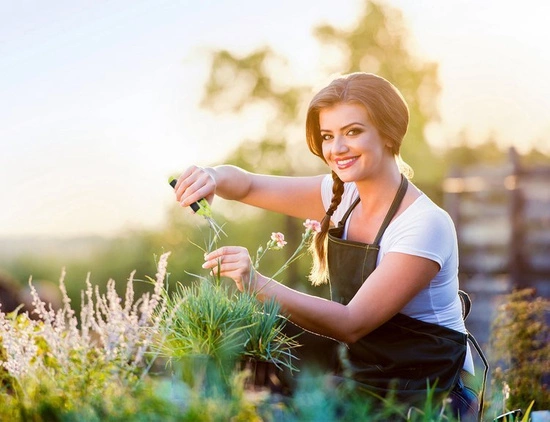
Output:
top-left (326, 175), bottom-right (467, 399)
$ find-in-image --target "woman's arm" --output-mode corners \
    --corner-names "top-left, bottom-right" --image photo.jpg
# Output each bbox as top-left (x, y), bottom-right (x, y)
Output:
top-left (174, 165), bottom-right (327, 220)
top-left (203, 246), bottom-right (439, 343)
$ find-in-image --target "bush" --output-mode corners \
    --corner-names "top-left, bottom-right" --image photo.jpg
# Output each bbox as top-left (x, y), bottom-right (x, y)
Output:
top-left (489, 288), bottom-right (550, 412)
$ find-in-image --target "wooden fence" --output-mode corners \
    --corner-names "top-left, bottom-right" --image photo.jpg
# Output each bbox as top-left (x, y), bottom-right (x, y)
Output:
top-left (443, 147), bottom-right (550, 296)
top-left (442, 147), bottom-right (550, 345)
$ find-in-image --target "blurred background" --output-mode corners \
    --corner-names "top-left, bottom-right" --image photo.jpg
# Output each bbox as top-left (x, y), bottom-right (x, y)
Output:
top-left (1, 0), bottom-right (549, 347)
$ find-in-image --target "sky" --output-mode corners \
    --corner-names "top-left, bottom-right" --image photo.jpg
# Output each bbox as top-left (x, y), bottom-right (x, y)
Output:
top-left (1, 0), bottom-right (549, 239)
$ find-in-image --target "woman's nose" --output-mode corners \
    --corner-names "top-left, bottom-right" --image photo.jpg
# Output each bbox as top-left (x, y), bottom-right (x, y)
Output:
top-left (332, 135), bottom-right (349, 154)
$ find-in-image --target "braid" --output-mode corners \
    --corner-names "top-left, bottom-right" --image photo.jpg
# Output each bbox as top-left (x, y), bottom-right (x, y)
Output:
top-left (308, 172), bottom-right (344, 286)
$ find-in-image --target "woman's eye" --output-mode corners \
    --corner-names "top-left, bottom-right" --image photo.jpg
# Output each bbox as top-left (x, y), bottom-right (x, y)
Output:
top-left (347, 128), bottom-right (360, 136)
top-left (321, 134), bottom-right (332, 141)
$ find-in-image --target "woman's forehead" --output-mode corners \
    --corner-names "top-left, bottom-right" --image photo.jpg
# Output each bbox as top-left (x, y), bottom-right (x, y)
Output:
top-left (319, 103), bottom-right (370, 128)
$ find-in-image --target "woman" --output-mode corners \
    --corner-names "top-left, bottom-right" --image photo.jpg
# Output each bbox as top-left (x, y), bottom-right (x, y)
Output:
top-left (173, 73), bottom-right (480, 420)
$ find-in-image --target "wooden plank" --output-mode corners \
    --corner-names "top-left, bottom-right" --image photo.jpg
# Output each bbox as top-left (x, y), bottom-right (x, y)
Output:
top-left (459, 218), bottom-right (510, 245)
top-left (443, 148), bottom-right (550, 290)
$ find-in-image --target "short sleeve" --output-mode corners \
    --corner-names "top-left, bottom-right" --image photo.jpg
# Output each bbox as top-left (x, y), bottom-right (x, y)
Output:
top-left (320, 174), bottom-right (333, 210)
top-left (381, 200), bottom-right (458, 268)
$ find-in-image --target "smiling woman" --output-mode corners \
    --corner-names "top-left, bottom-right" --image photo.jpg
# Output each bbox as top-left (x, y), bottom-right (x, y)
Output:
top-left (175, 72), bottom-right (485, 421)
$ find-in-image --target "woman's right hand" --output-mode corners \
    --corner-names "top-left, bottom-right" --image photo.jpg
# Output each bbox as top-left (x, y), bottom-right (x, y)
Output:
top-left (173, 165), bottom-right (216, 209)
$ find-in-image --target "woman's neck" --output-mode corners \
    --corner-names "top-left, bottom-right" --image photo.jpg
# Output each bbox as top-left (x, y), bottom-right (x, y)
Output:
top-left (354, 171), bottom-right (403, 217)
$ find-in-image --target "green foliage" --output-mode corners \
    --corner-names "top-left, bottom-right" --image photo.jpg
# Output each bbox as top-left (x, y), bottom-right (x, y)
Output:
top-left (0, 254), bottom-right (178, 421)
top-left (243, 297), bottom-right (299, 366)
top-left (3, 0), bottom-right (548, 417)
top-left (199, 1), bottom-right (446, 182)
top-left (157, 279), bottom-right (298, 373)
top-left (201, 47), bottom-right (305, 122)
top-left (0, 373), bottom-right (186, 422)
top-left (155, 223), bottom-right (319, 380)
top-left (273, 371), bottom-right (461, 421)
top-left (489, 288), bottom-right (550, 412)
top-left (0, 252), bottom-right (272, 422)
top-left (444, 134), bottom-right (510, 168)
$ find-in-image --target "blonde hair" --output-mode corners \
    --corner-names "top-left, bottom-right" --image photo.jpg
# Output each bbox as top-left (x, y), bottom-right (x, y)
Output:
top-left (305, 73), bottom-right (411, 285)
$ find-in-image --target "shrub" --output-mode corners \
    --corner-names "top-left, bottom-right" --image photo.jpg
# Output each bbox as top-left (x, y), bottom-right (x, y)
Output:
top-left (0, 253), bottom-right (171, 420)
top-left (489, 288), bottom-right (550, 412)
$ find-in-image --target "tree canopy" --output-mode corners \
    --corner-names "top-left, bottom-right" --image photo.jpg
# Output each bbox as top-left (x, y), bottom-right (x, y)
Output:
top-left (200, 0), bottom-right (443, 185)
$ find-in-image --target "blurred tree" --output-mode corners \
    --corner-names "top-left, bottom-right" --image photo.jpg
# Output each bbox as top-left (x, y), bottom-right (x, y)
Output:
top-left (199, 46), bottom-right (320, 290)
top-left (444, 132), bottom-right (508, 168)
top-left (314, 0), bottom-right (442, 187)
top-left (201, 47), bottom-right (320, 177)
top-left (200, 0), bottom-right (443, 185)
top-left (443, 131), bottom-right (550, 169)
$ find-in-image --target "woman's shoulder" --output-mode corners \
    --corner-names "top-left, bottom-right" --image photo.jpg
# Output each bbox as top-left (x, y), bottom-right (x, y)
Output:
top-left (383, 194), bottom-right (458, 264)
top-left (403, 193), bottom-right (455, 227)
top-left (386, 193), bottom-right (457, 248)
top-left (387, 180), bottom-right (446, 218)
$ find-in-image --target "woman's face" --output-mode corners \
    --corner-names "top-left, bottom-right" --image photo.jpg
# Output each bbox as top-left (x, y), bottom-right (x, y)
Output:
top-left (320, 102), bottom-right (391, 183)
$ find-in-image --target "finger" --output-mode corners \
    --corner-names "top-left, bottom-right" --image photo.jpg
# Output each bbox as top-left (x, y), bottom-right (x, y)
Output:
top-left (174, 166), bottom-right (204, 203)
top-left (181, 183), bottom-right (212, 208)
top-left (202, 254), bottom-right (243, 271)
top-left (174, 165), bottom-right (198, 192)
top-left (203, 247), bottom-right (250, 270)
top-left (204, 246), bottom-right (228, 262)
top-left (209, 264), bottom-right (249, 287)
top-left (179, 174), bottom-right (214, 208)
top-left (205, 246), bottom-right (247, 262)
top-left (203, 247), bottom-right (230, 269)
top-left (202, 257), bottom-right (225, 270)
top-left (209, 262), bottom-right (245, 276)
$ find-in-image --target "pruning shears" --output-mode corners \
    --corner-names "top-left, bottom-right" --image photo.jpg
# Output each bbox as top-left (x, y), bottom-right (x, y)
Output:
top-left (169, 177), bottom-right (211, 217)
top-left (168, 177), bottom-right (226, 236)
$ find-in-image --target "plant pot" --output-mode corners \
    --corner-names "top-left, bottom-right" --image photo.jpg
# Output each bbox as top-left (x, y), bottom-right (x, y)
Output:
top-left (238, 358), bottom-right (287, 394)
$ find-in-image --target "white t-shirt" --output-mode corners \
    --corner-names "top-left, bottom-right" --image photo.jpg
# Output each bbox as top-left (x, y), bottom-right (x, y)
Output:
top-left (321, 175), bottom-right (474, 373)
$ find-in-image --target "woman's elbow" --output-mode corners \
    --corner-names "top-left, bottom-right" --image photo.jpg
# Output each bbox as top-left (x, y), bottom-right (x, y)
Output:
top-left (339, 327), bottom-right (368, 344)
top-left (336, 309), bottom-right (373, 344)
top-left (342, 333), bottom-right (359, 344)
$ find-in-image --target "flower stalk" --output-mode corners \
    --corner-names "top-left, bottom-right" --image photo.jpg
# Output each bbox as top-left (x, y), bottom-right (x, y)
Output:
top-left (255, 219), bottom-right (321, 292)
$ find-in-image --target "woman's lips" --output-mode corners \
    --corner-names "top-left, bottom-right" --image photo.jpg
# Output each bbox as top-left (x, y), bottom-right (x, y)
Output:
top-left (335, 156), bottom-right (358, 169)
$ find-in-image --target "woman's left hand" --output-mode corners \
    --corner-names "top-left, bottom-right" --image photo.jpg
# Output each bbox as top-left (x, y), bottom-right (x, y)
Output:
top-left (203, 246), bottom-right (255, 291)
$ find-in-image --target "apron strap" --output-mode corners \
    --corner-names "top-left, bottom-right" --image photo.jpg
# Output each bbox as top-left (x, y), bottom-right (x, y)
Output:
top-left (337, 197), bottom-right (360, 228)
top-left (336, 174), bottom-right (409, 246)
top-left (373, 174), bottom-right (408, 244)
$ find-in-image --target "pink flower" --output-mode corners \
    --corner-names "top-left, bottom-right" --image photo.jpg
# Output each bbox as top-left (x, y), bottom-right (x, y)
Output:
top-left (303, 219), bottom-right (321, 234)
top-left (270, 232), bottom-right (287, 249)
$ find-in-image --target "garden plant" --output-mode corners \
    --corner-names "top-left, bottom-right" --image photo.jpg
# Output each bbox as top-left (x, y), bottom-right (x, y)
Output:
top-left (489, 288), bottom-right (549, 415)
top-left (1, 199), bottom-right (544, 421)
